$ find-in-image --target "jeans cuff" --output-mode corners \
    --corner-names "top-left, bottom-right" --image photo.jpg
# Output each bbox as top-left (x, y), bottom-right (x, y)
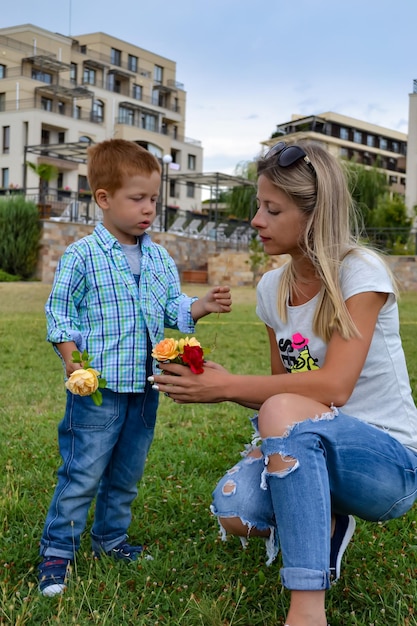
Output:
top-left (280, 567), bottom-right (331, 590)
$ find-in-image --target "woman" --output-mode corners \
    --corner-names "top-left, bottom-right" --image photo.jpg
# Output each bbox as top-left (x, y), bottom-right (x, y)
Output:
top-left (150, 141), bottom-right (417, 626)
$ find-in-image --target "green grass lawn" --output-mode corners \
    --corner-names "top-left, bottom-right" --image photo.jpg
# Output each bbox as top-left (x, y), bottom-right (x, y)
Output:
top-left (1, 283), bottom-right (417, 625)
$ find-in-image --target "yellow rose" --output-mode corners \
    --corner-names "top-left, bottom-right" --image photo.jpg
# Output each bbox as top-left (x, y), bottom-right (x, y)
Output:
top-left (177, 336), bottom-right (201, 354)
top-left (151, 338), bottom-right (179, 361)
top-left (65, 368), bottom-right (100, 396)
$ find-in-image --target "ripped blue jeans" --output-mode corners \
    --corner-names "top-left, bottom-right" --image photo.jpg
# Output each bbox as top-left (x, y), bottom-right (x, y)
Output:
top-left (211, 409), bottom-right (417, 591)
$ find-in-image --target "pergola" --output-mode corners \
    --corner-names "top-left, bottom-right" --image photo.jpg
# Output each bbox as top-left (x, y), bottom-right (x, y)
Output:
top-left (23, 141), bottom-right (255, 221)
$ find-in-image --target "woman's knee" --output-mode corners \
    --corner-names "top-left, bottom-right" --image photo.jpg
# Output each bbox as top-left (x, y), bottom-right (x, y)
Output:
top-left (258, 393), bottom-right (301, 437)
top-left (258, 393), bottom-right (331, 438)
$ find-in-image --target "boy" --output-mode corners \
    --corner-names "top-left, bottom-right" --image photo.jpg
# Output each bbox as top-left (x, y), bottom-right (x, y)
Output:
top-left (39, 139), bottom-right (231, 596)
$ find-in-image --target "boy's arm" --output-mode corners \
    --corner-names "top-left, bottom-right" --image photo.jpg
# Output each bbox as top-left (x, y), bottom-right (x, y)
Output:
top-left (190, 286), bottom-right (232, 322)
top-left (55, 341), bottom-right (83, 377)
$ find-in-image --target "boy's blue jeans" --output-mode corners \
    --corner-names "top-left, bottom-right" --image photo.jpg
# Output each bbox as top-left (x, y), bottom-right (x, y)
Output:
top-left (40, 387), bottom-right (158, 560)
top-left (212, 410), bottom-right (417, 590)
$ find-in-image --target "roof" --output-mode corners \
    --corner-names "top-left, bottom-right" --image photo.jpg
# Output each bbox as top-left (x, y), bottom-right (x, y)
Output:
top-left (25, 140), bottom-right (93, 164)
top-left (169, 171), bottom-right (255, 189)
top-left (24, 144), bottom-right (255, 189)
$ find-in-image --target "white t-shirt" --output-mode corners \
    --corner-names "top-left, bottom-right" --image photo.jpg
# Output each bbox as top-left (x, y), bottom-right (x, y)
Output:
top-left (256, 249), bottom-right (417, 452)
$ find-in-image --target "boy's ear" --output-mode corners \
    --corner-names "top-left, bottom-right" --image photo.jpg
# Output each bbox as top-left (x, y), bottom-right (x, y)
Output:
top-left (95, 188), bottom-right (109, 209)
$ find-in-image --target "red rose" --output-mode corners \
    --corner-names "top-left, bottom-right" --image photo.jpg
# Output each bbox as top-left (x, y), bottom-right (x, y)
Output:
top-left (181, 345), bottom-right (205, 375)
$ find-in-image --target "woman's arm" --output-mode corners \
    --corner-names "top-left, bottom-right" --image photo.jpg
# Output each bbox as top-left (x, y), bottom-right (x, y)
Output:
top-left (152, 291), bottom-right (387, 407)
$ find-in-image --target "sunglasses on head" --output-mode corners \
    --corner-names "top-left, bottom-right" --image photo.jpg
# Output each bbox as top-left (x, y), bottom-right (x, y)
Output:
top-left (264, 141), bottom-right (316, 178)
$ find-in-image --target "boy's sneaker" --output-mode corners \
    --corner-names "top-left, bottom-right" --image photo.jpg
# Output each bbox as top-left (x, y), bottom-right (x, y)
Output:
top-left (38, 557), bottom-right (72, 597)
top-left (330, 514), bottom-right (356, 582)
top-left (102, 541), bottom-right (144, 562)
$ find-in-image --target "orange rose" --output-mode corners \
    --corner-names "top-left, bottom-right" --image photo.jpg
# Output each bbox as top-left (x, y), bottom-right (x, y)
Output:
top-left (151, 338), bottom-right (179, 361)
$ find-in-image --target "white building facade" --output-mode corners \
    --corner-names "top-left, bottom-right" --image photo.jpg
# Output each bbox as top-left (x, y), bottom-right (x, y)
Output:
top-left (0, 24), bottom-right (203, 215)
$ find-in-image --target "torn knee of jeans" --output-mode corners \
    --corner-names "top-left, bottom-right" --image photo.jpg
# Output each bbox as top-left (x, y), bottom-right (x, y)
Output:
top-left (260, 453), bottom-right (299, 488)
top-left (222, 479), bottom-right (237, 496)
top-left (267, 452), bottom-right (298, 473)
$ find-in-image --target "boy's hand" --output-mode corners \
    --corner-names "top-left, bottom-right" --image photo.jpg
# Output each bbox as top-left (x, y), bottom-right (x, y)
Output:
top-left (202, 286), bottom-right (231, 314)
top-left (65, 360), bottom-right (83, 378)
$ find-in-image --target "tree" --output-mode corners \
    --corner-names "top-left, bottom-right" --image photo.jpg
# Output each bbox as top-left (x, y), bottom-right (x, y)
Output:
top-left (343, 160), bottom-right (388, 228)
top-left (223, 160), bottom-right (257, 220)
top-left (26, 162), bottom-right (58, 217)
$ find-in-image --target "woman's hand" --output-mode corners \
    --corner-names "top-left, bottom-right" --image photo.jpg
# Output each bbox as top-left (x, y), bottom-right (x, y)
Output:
top-left (149, 360), bottom-right (230, 404)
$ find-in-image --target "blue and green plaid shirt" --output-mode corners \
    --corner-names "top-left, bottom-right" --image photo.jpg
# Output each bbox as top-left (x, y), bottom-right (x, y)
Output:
top-left (45, 223), bottom-right (197, 392)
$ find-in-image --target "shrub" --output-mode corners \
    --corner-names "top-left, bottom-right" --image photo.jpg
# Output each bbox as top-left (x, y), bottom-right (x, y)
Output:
top-left (0, 196), bottom-right (41, 279)
top-left (0, 268), bottom-right (21, 281)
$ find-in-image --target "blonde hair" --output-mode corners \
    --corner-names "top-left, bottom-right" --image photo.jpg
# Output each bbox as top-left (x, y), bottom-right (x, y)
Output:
top-left (87, 139), bottom-right (161, 200)
top-left (257, 141), bottom-right (397, 342)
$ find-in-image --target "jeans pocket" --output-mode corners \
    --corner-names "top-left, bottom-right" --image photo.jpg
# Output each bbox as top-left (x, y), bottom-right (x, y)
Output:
top-left (66, 389), bottom-right (119, 431)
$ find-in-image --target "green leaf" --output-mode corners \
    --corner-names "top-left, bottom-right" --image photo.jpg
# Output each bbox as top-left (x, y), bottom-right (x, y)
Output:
top-left (98, 378), bottom-right (107, 388)
top-left (71, 350), bottom-right (82, 363)
top-left (91, 390), bottom-right (103, 406)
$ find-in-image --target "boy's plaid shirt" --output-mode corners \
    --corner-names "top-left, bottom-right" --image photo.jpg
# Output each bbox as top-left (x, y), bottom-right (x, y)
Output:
top-left (45, 223), bottom-right (197, 392)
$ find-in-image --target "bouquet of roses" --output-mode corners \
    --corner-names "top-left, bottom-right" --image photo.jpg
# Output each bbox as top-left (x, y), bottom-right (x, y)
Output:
top-left (151, 336), bottom-right (206, 375)
top-left (65, 350), bottom-right (107, 406)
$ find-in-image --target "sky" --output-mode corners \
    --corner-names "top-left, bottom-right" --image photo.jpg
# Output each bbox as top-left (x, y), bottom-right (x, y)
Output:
top-left (2, 0), bottom-right (417, 174)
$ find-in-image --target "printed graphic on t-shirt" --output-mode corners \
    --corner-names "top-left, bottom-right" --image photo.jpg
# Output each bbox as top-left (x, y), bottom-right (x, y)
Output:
top-left (278, 332), bottom-right (320, 373)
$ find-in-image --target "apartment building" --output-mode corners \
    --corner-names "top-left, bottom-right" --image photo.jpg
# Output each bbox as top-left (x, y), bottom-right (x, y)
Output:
top-left (0, 23), bottom-right (203, 215)
top-left (263, 111), bottom-right (407, 197)
top-left (406, 80), bottom-right (417, 213)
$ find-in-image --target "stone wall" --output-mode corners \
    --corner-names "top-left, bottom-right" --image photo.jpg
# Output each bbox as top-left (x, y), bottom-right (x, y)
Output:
top-left (36, 221), bottom-right (215, 284)
top-left (36, 221), bottom-right (417, 290)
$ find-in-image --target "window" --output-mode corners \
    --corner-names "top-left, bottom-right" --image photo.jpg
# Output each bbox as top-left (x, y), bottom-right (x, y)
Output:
top-left (366, 135), bottom-right (375, 147)
top-left (186, 182), bottom-right (195, 198)
top-left (80, 45), bottom-right (87, 54)
top-left (92, 99), bottom-right (104, 122)
top-left (111, 47), bottom-right (122, 66)
top-left (152, 88), bottom-right (160, 106)
top-left (339, 147), bottom-right (348, 158)
top-left (107, 73), bottom-right (121, 93)
top-left (1, 168), bottom-right (9, 188)
top-left (188, 154), bottom-right (196, 170)
top-left (0, 65), bottom-right (6, 79)
top-left (141, 113), bottom-right (157, 132)
top-left (340, 127), bottom-right (349, 140)
top-left (169, 179), bottom-right (177, 198)
top-left (132, 84), bottom-right (142, 100)
top-left (379, 138), bottom-right (387, 150)
top-left (128, 54), bottom-right (138, 72)
top-left (41, 129), bottom-right (50, 144)
top-left (83, 67), bottom-right (96, 85)
top-left (119, 105), bottom-right (135, 125)
top-left (32, 69), bottom-right (52, 84)
top-left (70, 63), bottom-right (77, 84)
top-left (0, 93), bottom-right (5, 112)
top-left (74, 105), bottom-right (81, 119)
top-left (391, 141), bottom-right (399, 153)
top-left (58, 131), bottom-right (65, 143)
top-left (2, 126), bottom-right (10, 153)
top-left (41, 97), bottom-right (52, 111)
top-left (58, 101), bottom-right (66, 115)
top-left (353, 130), bottom-right (362, 144)
top-left (78, 174), bottom-right (89, 192)
top-left (154, 65), bottom-right (163, 83)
